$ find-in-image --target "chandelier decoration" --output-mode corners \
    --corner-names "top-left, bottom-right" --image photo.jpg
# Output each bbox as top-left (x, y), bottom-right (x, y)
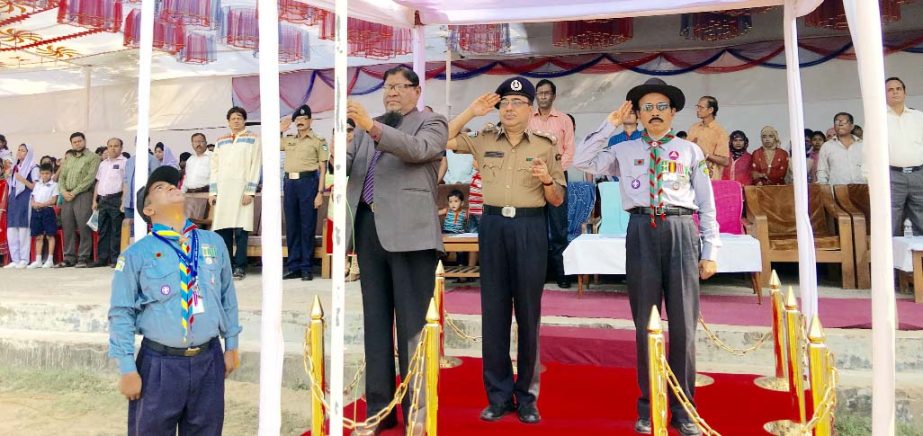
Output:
top-left (57, 0), bottom-right (123, 32)
top-left (178, 31), bottom-right (216, 64)
top-left (680, 11), bottom-right (753, 41)
top-left (804, 0), bottom-right (910, 29)
top-left (278, 0), bottom-right (328, 26)
top-left (278, 23), bottom-right (310, 63)
top-left (158, 0), bottom-right (221, 28)
top-left (552, 18), bottom-right (633, 49)
top-left (319, 14), bottom-right (412, 60)
top-left (221, 6), bottom-right (257, 49)
top-left (123, 7), bottom-right (185, 53)
top-left (449, 24), bottom-right (511, 54)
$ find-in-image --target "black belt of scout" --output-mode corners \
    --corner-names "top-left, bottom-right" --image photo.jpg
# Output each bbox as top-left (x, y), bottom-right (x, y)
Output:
top-left (483, 205), bottom-right (544, 218)
top-left (890, 165), bottom-right (923, 174)
top-left (285, 170), bottom-right (318, 179)
top-left (142, 337), bottom-right (213, 357)
top-left (629, 206), bottom-right (695, 216)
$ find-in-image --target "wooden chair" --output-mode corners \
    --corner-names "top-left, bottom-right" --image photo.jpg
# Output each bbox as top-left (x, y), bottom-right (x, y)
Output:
top-left (744, 184), bottom-right (855, 289)
top-left (832, 184), bottom-right (870, 289)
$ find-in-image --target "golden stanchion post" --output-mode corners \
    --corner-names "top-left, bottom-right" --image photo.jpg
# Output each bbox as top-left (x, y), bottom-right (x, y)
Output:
top-left (647, 306), bottom-right (669, 436)
top-left (434, 261), bottom-right (461, 368)
top-left (310, 296), bottom-right (326, 436)
top-left (764, 286), bottom-right (806, 435)
top-left (755, 270), bottom-right (791, 392)
top-left (425, 298), bottom-right (440, 436)
top-left (807, 316), bottom-right (832, 436)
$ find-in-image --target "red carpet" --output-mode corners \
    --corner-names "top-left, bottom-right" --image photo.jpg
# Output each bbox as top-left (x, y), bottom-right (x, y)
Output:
top-left (445, 287), bottom-right (923, 330)
top-left (305, 357), bottom-right (798, 435)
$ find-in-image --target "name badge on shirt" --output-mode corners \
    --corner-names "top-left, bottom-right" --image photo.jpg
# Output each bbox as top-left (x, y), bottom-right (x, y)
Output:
top-left (113, 164), bottom-right (120, 169)
top-left (484, 151), bottom-right (504, 158)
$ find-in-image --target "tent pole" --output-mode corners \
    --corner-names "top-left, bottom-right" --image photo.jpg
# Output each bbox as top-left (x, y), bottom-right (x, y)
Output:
top-left (329, 0), bottom-right (349, 434)
top-left (445, 35), bottom-right (452, 118)
top-left (842, 1), bottom-right (897, 433)
top-left (413, 25), bottom-right (426, 110)
top-left (133, 0), bottom-right (155, 238)
top-left (782, 0), bottom-right (818, 318)
top-left (257, 0), bottom-right (284, 432)
top-left (83, 66), bottom-right (91, 132)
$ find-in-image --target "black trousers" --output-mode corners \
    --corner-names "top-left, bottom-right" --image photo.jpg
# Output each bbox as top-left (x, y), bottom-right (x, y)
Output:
top-left (479, 212), bottom-right (547, 408)
top-left (355, 204), bottom-right (437, 421)
top-left (96, 194), bottom-right (124, 264)
top-left (216, 228), bottom-right (249, 270)
top-left (626, 214), bottom-right (700, 423)
top-left (545, 180), bottom-right (568, 280)
top-left (283, 173), bottom-right (320, 273)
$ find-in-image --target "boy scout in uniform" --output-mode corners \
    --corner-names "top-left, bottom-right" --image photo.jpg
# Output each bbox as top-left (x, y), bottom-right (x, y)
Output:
top-left (447, 77), bottom-right (566, 425)
top-left (280, 104), bottom-right (328, 281)
top-left (108, 166), bottom-right (241, 435)
top-left (574, 78), bottom-right (719, 436)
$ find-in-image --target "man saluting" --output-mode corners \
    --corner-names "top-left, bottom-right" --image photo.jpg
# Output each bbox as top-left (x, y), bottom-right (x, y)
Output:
top-left (574, 78), bottom-right (719, 436)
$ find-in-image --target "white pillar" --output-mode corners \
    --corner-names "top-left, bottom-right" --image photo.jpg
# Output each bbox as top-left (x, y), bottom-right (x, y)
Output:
top-left (782, 0), bottom-right (818, 318)
top-left (133, 0), bottom-right (155, 238)
top-left (842, 1), bottom-right (896, 433)
top-left (83, 66), bottom-right (91, 132)
top-left (329, 0), bottom-right (349, 434)
top-left (256, 0), bottom-right (283, 433)
top-left (445, 37), bottom-right (452, 118)
top-left (413, 25), bottom-right (426, 110)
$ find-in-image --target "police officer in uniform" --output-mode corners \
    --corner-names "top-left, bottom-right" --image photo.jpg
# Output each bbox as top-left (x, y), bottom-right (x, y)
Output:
top-left (280, 104), bottom-right (328, 281)
top-left (573, 78), bottom-right (719, 436)
top-left (447, 77), bottom-right (566, 424)
top-left (108, 166), bottom-right (241, 435)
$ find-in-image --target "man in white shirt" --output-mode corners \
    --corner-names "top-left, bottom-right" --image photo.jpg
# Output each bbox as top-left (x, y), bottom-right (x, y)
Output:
top-left (886, 77), bottom-right (923, 235)
top-left (816, 112), bottom-right (865, 185)
top-left (182, 133), bottom-right (211, 221)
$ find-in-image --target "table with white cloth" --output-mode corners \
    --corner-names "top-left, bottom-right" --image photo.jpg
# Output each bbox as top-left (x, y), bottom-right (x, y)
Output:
top-left (892, 236), bottom-right (923, 303)
top-left (563, 233), bottom-right (764, 302)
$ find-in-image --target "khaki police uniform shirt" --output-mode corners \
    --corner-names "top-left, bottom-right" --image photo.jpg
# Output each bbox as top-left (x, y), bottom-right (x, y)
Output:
top-left (454, 126), bottom-right (566, 208)
top-left (281, 130), bottom-right (329, 173)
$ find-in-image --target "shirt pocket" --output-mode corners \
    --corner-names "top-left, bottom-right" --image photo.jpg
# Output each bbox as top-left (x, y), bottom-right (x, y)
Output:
top-left (517, 161), bottom-right (536, 188)
top-left (139, 262), bottom-right (181, 305)
top-left (479, 158), bottom-right (503, 183)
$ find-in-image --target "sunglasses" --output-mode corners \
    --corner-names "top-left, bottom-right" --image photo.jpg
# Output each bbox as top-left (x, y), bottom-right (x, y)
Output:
top-left (640, 102), bottom-right (671, 112)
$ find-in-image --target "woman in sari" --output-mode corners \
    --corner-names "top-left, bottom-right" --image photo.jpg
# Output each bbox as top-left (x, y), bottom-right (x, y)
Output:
top-left (722, 130), bottom-right (752, 185)
top-left (750, 126), bottom-right (790, 186)
top-left (0, 151), bottom-right (12, 263)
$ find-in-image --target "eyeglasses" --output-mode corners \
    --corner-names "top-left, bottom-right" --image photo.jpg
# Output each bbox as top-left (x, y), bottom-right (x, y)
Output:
top-left (640, 102), bottom-right (671, 112)
top-left (498, 99), bottom-right (529, 109)
top-left (383, 83), bottom-right (416, 92)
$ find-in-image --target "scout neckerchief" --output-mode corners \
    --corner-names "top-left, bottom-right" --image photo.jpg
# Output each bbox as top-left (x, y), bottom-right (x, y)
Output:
top-left (152, 219), bottom-right (200, 344)
top-left (641, 130), bottom-right (676, 228)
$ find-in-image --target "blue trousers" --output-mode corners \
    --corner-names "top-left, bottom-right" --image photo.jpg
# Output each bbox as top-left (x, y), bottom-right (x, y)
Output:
top-left (283, 173), bottom-right (320, 273)
top-left (128, 337), bottom-right (225, 436)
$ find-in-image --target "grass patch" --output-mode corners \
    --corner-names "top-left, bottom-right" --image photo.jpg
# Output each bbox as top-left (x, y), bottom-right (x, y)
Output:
top-left (836, 413), bottom-right (923, 436)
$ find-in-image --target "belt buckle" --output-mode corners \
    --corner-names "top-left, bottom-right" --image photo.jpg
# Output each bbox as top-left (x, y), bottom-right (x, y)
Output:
top-left (501, 206), bottom-right (516, 218)
top-left (289, 172), bottom-right (301, 180)
top-left (369, 203), bottom-right (376, 213)
top-left (904, 167), bottom-right (914, 174)
top-left (183, 347), bottom-right (201, 357)
top-left (653, 206), bottom-right (667, 216)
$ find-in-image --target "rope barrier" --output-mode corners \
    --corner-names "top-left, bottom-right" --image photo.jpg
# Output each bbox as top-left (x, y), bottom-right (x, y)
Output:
top-left (698, 316), bottom-right (772, 356)
top-left (800, 357), bottom-right (838, 435)
top-left (444, 313), bottom-right (482, 343)
top-left (658, 346), bottom-right (722, 436)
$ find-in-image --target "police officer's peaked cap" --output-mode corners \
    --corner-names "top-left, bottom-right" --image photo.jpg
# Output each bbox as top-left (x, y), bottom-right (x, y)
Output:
top-left (292, 104), bottom-right (312, 121)
top-left (136, 166), bottom-right (183, 224)
top-left (626, 78), bottom-right (685, 112)
top-left (494, 76), bottom-right (535, 109)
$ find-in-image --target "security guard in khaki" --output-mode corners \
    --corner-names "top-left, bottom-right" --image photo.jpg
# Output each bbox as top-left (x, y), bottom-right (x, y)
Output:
top-left (281, 104), bottom-right (328, 281)
top-left (447, 76), bottom-right (565, 425)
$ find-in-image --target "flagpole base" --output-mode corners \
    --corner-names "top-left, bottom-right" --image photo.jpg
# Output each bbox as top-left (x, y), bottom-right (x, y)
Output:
top-left (754, 376), bottom-right (790, 392)
top-left (764, 419), bottom-right (801, 435)
top-left (695, 373), bottom-right (714, 387)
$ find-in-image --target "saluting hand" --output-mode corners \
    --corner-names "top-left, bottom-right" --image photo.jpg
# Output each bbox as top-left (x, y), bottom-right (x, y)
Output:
top-left (530, 157), bottom-right (553, 185)
top-left (699, 260), bottom-right (717, 280)
top-left (209, 196), bottom-right (217, 206)
top-left (607, 100), bottom-right (634, 127)
top-left (280, 116), bottom-right (293, 133)
top-left (119, 372), bottom-right (143, 401)
top-left (346, 101), bottom-right (374, 131)
top-left (467, 93), bottom-right (500, 117)
top-left (224, 349), bottom-right (240, 378)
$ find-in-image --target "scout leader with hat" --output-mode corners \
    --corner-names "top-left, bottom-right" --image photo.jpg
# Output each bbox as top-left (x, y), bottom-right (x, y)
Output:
top-left (447, 76), bottom-right (566, 425)
top-left (108, 166), bottom-right (241, 435)
top-left (279, 104), bottom-right (329, 281)
top-left (573, 78), bottom-right (719, 436)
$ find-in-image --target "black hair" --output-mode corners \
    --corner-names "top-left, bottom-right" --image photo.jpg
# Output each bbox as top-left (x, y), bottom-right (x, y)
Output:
top-left (803, 128), bottom-right (813, 137)
top-left (110, 137), bottom-right (124, 147)
top-left (382, 66), bottom-right (420, 87)
top-left (346, 118), bottom-right (356, 128)
top-left (448, 189), bottom-right (465, 202)
top-left (701, 96), bottom-right (719, 116)
top-left (154, 142), bottom-right (165, 151)
top-left (191, 132), bottom-right (207, 142)
top-left (0, 134), bottom-right (6, 144)
top-left (65, 149), bottom-right (77, 157)
top-left (834, 112), bottom-right (854, 124)
top-left (95, 146), bottom-right (107, 154)
top-left (566, 113), bottom-right (576, 132)
top-left (536, 79), bottom-right (557, 96)
top-left (226, 106), bottom-right (248, 121)
top-left (729, 130), bottom-right (749, 147)
top-left (179, 152), bottom-right (192, 162)
top-left (69, 132), bottom-right (86, 142)
top-left (811, 131), bottom-right (826, 141)
top-left (122, 152), bottom-right (131, 159)
top-left (206, 144), bottom-right (215, 149)
top-left (676, 131), bottom-right (688, 139)
top-left (886, 76), bottom-right (906, 91)
top-left (39, 163), bottom-right (53, 172)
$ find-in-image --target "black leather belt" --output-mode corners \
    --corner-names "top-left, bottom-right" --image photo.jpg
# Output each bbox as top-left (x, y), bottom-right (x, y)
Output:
top-left (142, 337), bottom-right (214, 357)
top-left (483, 205), bottom-right (544, 218)
top-left (186, 186), bottom-right (209, 193)
top-left (98, 193), bottom-right (122, 200)
top-left (890, 165), bottom-right (923, 174)
top-left (629, 206), bottom-right (695, 216)
top-left (285, 170), bottom-right (318, 179)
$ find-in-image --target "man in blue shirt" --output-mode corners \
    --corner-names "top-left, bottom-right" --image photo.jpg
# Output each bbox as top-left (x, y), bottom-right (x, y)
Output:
top-left (108, 166), bottom-right (241, 435)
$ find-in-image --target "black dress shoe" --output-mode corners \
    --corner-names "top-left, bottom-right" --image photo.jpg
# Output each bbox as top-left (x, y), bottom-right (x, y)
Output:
top-left (55, 261), bottom-right (75, 268)
top-left (517, 403), bottom-right (541, 424)
top-left (634, 418), bottom-right (652, 434)
top-left (301, 271), bottom-right (313, 281)
top-left (87, 261), bottom-right (107, 268)
top-left (480, 402), bottom-right (516, 422)
top-left (233, 268), bottom-right (246, 280)
top-left (556, 277), bottom-right (572, 289)
top-left (671, 421), bottom-right (702, 436)
top-left (282, 270), bottom-right (301, 280)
